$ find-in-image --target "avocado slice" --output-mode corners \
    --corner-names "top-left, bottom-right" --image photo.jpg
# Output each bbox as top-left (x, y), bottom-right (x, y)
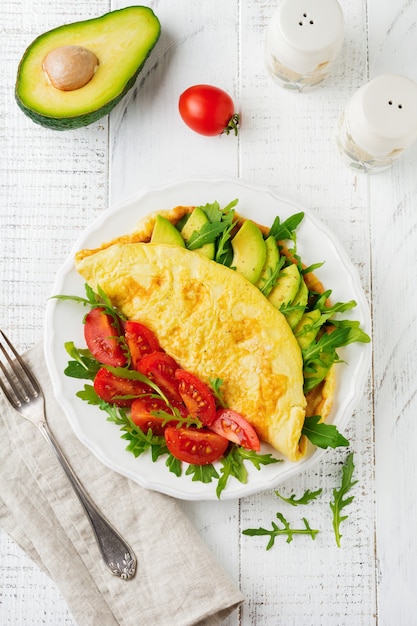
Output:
top-left (256, 235), bottom-right (280, 292)
top-left (15, 6), bottom-right (161, 130)
top-left (285, 278), bottom-right (309, 329)
top-left (151, 215), bottom-right (186, 247)
top-left (294, 309), bottom-right (322, 351)
top-left (231, 220), bottom-right (266, 284)
top-left (268, 263), bottom-right (300, 310)
top-left (181, 207), bottom-right (215, 259)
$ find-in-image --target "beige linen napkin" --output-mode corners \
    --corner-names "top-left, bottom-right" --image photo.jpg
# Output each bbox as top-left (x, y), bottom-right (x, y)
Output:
top-left (0, 342), bottom-right (244, 625)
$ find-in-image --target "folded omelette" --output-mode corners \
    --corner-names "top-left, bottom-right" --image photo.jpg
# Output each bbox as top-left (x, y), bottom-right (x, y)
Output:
top-left (75, 206), bottom-right (335, 462)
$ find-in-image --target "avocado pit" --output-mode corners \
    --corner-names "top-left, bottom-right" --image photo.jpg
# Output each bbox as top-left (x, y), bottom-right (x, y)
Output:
top-left (42, 45), bottom-right (99, 91)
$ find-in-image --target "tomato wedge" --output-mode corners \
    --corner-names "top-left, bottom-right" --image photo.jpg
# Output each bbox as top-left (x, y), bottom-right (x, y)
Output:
top-left (164, 426), bottom-right (228, 465)
top-left (137, 351), bottom-right (181, 400)
top-left (131, 396), bottom-right (183, 435)
top-left (124, 320), bottom-right (160, 369)
top-left (175, 369), bottom-right (216, 425)
top-left (84, 307), bottom-right (126, 366)
top-left (93, 367), bottom-right (151, 406)
top-left (209, 408), bottom-right (261, 451)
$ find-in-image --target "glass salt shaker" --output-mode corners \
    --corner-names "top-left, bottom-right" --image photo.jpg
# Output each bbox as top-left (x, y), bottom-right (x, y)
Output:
top-left (265, 0), bottom-right (344, 92)
top-left (336, 74), bottom-right (417, 173)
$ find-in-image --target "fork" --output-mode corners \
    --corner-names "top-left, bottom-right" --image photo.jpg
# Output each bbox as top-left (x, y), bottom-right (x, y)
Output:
top-left (0, 330), bottom-right (136, 580)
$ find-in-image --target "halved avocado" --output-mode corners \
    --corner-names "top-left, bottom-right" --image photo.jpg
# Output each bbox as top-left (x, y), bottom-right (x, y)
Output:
top-left (15, 6), bottom-right (161, 130)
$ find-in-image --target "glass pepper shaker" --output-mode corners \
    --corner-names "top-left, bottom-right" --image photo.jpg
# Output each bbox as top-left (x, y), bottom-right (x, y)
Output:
top-left (265, 0), bottom-right (344, 92)
top-left (336, 74), bottom-right (417, 173)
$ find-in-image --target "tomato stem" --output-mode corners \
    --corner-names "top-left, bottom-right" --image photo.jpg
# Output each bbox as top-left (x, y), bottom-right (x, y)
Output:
top-left (223, 113), bottom-right (240, 136)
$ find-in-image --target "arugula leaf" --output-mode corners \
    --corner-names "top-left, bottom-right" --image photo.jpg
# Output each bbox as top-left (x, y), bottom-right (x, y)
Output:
top-left (258, 255), bottom-right (286, 297)
top-left (331, 319), bottom-right (371, 345)
top-left (186, 221), bottom-right (231, 250)
top-left (200, 199), bottom-right (238, 223)
top-left (186, 463), bottom-right (219, 483)
top-left (330, 452), bottom-right (358, 547)
top-left (313, 290), bottom-right (357, 316)
top-left (242, 512), bottom-right (319, 549)
top-left (217, 445), bottom-right (248, 498)
top-left (269, 212), bottom-right (304, 241)
top-left (302, 326), bottom-right (351, 362)
top-left (216, 445), bottom-right (281, 499)
top-left (302, 415), bottom-right (349, 449)
top-left (302, 261), bottom-right (325, 275)
top-left (274, 488), bottom-right (322, 506)
top-left (63, 342), bottom-right (100, 380)
top-left (166, 454), bottom-right (182, 477)
top-left (214, 208), bottom-right (237, 266)
top-left (209, 377), bottom-right (227, 408)
top-left (185, 200), bottom-right (238, 263)
top-left (53, 283), bottom-right (126, 324)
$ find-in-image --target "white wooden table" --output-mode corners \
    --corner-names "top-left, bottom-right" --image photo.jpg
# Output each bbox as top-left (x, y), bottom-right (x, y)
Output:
top-left (2, 1), bottom-right (417, 624)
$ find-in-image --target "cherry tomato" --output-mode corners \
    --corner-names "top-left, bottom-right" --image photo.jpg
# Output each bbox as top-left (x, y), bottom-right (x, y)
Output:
top-left (124, 320), bottom-right (160, 369)
top-left (175, 369), bottom-right (216, 425)
top-left (84, 307), bottom-right (126, 367)
top-left (93, 367), bottom-right (151, 406)
top-left (178, 84), bottom-right (239, 136)
top-left (164, 426), bottom-right (229, 465)
top-left (131, 396), bottom-right (181, 435)
top-left (209, 408), bottom-right (261, 451)
top-left (137, 351), bottom-right (181, 400)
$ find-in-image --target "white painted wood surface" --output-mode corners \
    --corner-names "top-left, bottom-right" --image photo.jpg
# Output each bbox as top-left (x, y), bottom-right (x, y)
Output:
top-left (1, 0), bottom-right (417, 624)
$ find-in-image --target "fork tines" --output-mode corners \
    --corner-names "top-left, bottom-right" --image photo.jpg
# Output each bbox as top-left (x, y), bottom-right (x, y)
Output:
top-left (0, 330), bottom-right (40, 408)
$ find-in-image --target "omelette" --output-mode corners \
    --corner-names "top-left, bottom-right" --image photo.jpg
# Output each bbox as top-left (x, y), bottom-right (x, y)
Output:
top-left (75, 205), bottom-right (336, 462)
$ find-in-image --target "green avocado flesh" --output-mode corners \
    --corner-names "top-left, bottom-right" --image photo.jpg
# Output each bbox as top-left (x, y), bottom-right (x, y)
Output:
top-left (15, 6), bottom-right (161, 130)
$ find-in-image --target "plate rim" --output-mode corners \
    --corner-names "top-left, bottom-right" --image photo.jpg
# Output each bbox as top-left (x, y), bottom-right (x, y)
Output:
top-left (44, 176), bottom-right (371, 501)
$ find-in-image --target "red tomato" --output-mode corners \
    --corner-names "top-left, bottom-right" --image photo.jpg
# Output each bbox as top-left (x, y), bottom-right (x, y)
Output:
top-left (164, 426), bottom-right (228, 465)
top-left (175, 369), bottom-right (216, 425)
top-left (124, 320), bottom-right (160, 369)
top-left (93, 367), bottom-right (151, 406)
top-left (84, 307), bottom-right (126, 367)
top-left (178, 84), bottom-right (239, 136)
top-left (131, 396), bottom-right (180, 435)
top-left (209, 409), bottom-right (261, 451)
top-left (137, 351), bottom-right (181, 400)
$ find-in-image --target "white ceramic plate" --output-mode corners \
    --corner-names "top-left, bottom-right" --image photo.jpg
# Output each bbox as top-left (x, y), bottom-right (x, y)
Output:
top-left (44, 178), bottom-right (371, 501)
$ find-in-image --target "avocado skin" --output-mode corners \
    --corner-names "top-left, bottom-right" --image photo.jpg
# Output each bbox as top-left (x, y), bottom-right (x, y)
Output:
top-left (15, 77), bottom-right (136, 130)
top-left (15, 7), bottom-right (161, 130)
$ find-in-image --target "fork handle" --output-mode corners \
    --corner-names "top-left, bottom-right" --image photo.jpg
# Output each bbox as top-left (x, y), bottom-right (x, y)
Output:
top-left (38, 421), bottom-right (136, 580)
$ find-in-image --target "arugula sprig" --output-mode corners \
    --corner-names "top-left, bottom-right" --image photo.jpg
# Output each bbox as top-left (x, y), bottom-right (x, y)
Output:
top-left (269, 212), bottom-right (305, 243)
top-left (274, 487), bottom-right (322, 506)
top-left (302, 415), bottom-right (349, 449)
top-left (216, 445), bottom-right (281, 499)
top-left (63, 342), bottom-right (100, 380)
top-left (330, 452), bottom-right (357, 547)
top-left (184, 199), bottom-right (238, 266)
top-left (54, 283), bottom-right (126, 326)
top-left (242, 513), bottom-right (319, 549)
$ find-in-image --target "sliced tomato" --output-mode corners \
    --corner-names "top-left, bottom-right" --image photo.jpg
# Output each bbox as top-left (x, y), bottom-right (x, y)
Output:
top-left (164, 426), bottom-right (228, 465)
top-left (124, 321), bottom-right (160, 369)
top-left (131, 396), bottom-right (182, 435)
top-left (84, 307), bottom-right (126, 366)
top-left (137, 351), bottom-right (181, 400)
top-left (174, 369), bottom-right (216, 425)
top-left (93, 367), bottom-right (151, 406)
top-left (209, 408), bottom-right (261, 451)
